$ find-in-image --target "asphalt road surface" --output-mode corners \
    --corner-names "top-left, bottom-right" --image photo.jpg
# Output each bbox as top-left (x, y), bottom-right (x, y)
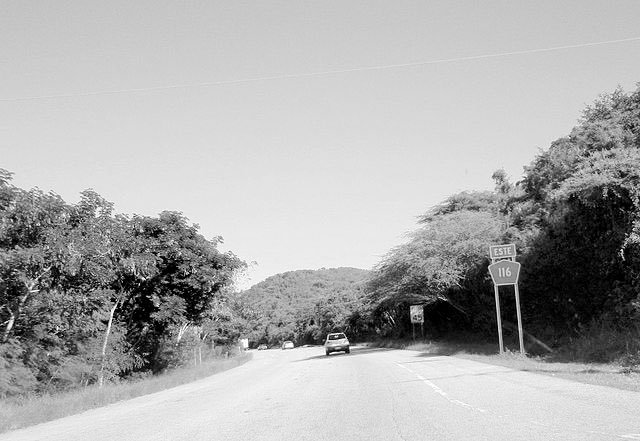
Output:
top-left (3, 346), bottom-right (640, 441)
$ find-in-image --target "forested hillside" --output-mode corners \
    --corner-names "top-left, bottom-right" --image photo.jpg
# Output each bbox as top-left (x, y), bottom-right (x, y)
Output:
top-left (366, 85), bottom-right (640, 363)
top-left (0, 174), bottom-right (245, 397)
top-left (237, 267), bottom-right (370, 346)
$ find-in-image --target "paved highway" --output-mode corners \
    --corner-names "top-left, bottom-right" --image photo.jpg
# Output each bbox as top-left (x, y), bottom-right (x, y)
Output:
top-left (2, 346), bottom-right (639, 440)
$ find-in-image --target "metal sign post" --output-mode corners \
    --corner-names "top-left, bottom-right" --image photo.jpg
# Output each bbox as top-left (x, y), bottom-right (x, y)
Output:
top-left (488, 244), bottom-right (525, 355)
top-left (514, 284), bottom-right (525, 355)
top-left (493, 284), bottom-right (504, 353)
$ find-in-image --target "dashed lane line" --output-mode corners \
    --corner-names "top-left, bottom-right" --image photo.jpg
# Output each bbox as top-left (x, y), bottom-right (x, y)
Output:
top-left (395, 362), bottom-right (487, 413)
top-left (396, 361), bottom-right (638, 439)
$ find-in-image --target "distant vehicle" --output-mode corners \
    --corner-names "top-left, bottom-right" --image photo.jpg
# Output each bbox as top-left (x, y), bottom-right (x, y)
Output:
top-left (257, 344), bottom-right (268, 350)
top-left (281, 340), bottom-right (295, 350)
top-left (324, 332), bottom-right (350, 355)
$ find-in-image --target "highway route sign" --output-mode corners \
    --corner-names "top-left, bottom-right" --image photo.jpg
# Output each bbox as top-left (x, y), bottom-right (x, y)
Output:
top-left (488, 260), bottom-right (521, 286)
top-left (488, 247), bottom-right (525, 355)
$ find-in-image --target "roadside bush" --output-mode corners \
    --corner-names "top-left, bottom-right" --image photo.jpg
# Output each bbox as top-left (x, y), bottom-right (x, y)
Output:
top-left (0, 340), bottom-right (37, 398)
top-left (561, 318), bottom-right (640, 365)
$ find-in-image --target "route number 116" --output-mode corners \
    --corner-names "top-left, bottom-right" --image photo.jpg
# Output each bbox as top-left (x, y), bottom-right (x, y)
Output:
top-left (497, 266), bottom-right (512, 277)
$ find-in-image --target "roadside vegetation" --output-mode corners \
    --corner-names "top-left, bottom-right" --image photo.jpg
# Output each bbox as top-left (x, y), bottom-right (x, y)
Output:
top-left (0, 351), bottom-right (251, 433)
top-left (237, 84), bottom-right (640, 372)
top-left (0, 175), bottom-right (247, 399)
top-left (362, 84), bottom-right (640, 369)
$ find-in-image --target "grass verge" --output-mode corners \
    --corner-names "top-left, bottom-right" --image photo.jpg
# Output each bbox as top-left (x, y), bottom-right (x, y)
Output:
top-left (0, 353), bottom-right (252, 434)
top-left (367, 339), bottom-right (640, 393)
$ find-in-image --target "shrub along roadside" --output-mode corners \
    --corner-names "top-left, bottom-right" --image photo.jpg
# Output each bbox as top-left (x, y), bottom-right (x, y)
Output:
top-left (0, 352), bottom-right (252, 434)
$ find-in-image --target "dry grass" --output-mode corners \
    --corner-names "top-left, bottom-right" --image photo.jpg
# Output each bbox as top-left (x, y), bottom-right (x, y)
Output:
top-left (369, 339), bottom-right (640, 392)
top-left (0, 353), bottom-right (252, 434)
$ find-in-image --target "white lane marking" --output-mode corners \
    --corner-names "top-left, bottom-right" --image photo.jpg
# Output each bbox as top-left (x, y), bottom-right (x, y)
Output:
top-left (620, 435), bottom-right (640, 439)
top-left (396, 362), bottom-right (486, 413)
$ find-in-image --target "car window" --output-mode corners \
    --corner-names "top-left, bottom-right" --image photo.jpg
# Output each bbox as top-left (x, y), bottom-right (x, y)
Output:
top-left (328, 333), bottom-right (346, 340)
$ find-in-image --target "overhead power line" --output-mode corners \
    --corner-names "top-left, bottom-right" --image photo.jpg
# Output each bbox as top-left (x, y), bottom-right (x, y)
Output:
top-left (2, 36), bottom-right (640, 102)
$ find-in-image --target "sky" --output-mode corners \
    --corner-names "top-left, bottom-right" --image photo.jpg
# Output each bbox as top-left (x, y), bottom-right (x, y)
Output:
top-left (2, 0), bottom-right (640, 289)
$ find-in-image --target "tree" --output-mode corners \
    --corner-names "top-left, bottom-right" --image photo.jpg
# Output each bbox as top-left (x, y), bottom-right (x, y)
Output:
top-left (1, 171), bottom-right (247, 395)
top-left (367, 210), bottom-right (505, 335)
top-left (130, 211), bottom-right (245, 371)
top-left (516, 85), bottom-right (640, 335)
top-left (0, 176), bottom-right (69, 343)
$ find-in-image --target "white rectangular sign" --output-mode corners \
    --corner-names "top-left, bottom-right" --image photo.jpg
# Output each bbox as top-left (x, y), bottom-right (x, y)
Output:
top-left (489, 244), bottom-right (516, 260)
top-left (410, 305), bottom-right (424, 324)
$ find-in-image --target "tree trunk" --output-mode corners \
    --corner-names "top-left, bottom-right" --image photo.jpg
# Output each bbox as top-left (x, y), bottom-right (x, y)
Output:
top-left (2, 307), bottom-right (16, 342)
top-left (2, 267), bottom-right (51, 342)
top-left (98, 301), bottom-right (118, 388)
top-left (176, 322), bottom-right (190, 343)
top-left (3, 292), bottom-right (30, 342)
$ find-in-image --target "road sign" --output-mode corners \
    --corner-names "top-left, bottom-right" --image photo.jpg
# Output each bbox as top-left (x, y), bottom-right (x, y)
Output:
top-left (488, 248), bottom-right (525, 355)
top-left (488, 260), bottom-right (521, 286)
top-left (410, 305), bottom-right (424, 324)
top-left (489, 244), bottom-right (516, 261)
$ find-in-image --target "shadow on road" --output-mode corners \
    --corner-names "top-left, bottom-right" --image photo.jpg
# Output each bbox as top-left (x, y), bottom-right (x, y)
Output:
top-left (294, 345), bottom-right (428, 362)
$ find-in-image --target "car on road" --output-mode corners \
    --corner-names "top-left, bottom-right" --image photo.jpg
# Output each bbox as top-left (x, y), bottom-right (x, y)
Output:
top-left (257, 344), bottom-right (268, 350)
top-left (281, 340), bottom-right (295, 350)
top-left (324, 332), bottom-right (350, 355)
